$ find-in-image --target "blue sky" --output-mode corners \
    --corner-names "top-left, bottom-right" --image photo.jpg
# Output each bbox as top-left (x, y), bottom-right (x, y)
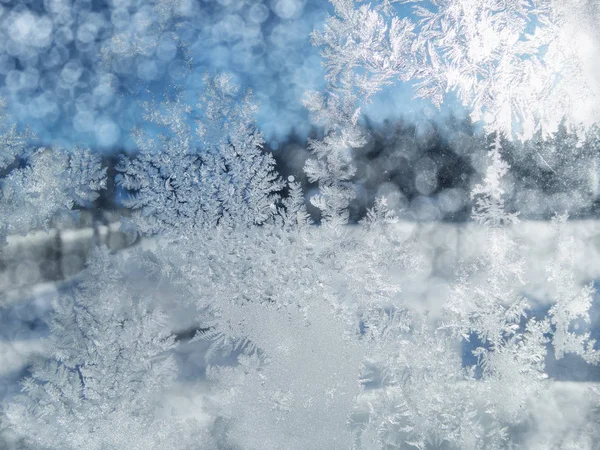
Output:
top-left (0, 0), bottom-right (467, 152)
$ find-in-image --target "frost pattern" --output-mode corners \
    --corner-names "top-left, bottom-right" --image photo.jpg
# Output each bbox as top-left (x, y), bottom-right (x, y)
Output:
top-left (471, 135), bottom-right (519, 228)
top-left (2, 1), bottom-right (600, 448)
top-left (353, 138), bottom-right (550, 449)
top-left (304, 0), bottom-right (420, 226)
top-left (0, 114), bottom-right (106, 246)
top-left (117, 74), bottom-right (283, 236)
top-left (319, 0), bottom-right (600, 140)
top-left (155, 216), bottom-right (419, 449)
top-left (2, 247), bottom-right (202, 450)
top-left (547, 215), bottom-right (599, 364)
